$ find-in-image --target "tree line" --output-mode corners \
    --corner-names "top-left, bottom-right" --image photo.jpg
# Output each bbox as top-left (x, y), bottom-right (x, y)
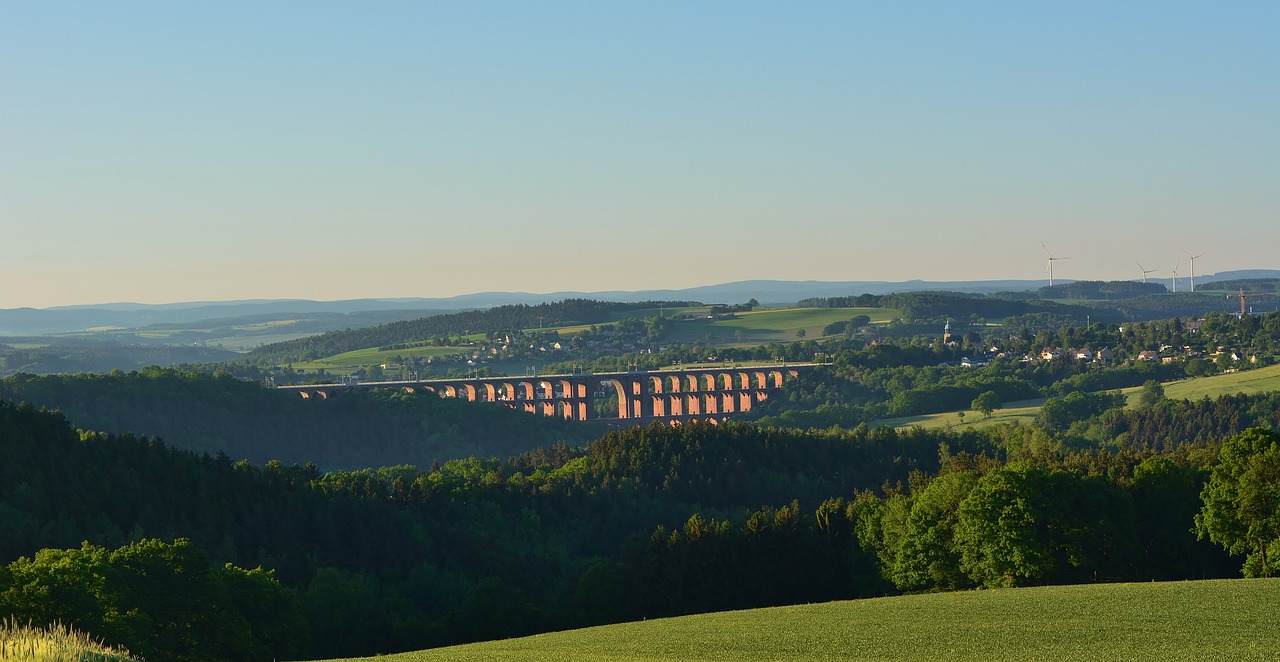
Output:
top-left (0, 368), bottom-right (599, 469)
top-left (2, 388), bottom-right (1276, 659)
top-left (239, 299), bottom-right (696, 365)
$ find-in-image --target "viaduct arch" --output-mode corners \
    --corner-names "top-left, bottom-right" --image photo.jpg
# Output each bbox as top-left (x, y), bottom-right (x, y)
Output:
top-left (279, 364), bottom-right (819, 425)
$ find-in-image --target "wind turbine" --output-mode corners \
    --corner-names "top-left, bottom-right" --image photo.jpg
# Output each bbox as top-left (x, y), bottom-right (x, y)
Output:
top-left (1042, 243), bottom-right (1068, 287)
top-left (1137, 262), bottom-right (1156, 283)
top-left (1183, 251), bottom-right (1204, 292)
top-left (1171, 261), bottom-right (1181, 293)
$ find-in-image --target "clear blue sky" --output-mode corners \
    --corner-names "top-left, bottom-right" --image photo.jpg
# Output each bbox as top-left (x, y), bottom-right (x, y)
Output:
top-left (3, 2), bottom-right (1276, 307)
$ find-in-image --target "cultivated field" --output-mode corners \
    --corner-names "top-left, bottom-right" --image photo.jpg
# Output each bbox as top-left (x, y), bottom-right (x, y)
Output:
top-left (294, 307), bottom-right (900, 370)
top-left (663, 307), bottom-right (897, 345)
top-left (1158, 363), bottom-right (1280, 400)
top-left (873, 397), bottom-right (1046, 430)
top-left (309, 578), bottom-right (1279, 662)
top-left (294, 345), bottom-right (466, 371)
top-left (874, 363), bottom-right (1280, 431)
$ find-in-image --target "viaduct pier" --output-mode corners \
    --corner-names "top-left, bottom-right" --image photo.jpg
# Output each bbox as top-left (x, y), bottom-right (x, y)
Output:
top-left (277, 363), bottom-right (822, 424)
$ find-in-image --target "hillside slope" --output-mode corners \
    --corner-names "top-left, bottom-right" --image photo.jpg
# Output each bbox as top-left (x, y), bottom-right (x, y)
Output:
top-left (316, 579), bottom-right (1280, 662)
top-left (0, 369), bottom-right (598, 469)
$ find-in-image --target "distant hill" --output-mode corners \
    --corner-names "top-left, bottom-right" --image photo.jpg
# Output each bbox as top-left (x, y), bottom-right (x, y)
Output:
top-left (5, 271), bottom-right (1279, 336)
top-left (1197, 269), bottom-right (1280, 284)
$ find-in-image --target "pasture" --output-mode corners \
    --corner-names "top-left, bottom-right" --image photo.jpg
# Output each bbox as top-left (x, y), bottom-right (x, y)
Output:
top-left (1158, 363), bottom-right (1280, 400)
top-left (873, 397), bottom-right (1046, 430)
top-left (664, 307), bottom-right (897, 345)
top-left (874, 362), bottom-right (1280, 431)
top-left (310, 578), bottom-right (1280, 662)
top-left (294, 344), bottom-right (464, 371)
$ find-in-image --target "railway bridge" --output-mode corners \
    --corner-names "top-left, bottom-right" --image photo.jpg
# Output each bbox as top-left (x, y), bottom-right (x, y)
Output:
top-left (277, 363), bottom-right (822, 424)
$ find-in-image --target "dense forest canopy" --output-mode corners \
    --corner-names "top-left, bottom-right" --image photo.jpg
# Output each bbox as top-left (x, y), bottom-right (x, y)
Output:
top-left (3, 383), bottom-right (1275, 659)
top-left (0, 368), bottom-right (598, 469)
top-left (3, 296), bottom-right (1280, 659)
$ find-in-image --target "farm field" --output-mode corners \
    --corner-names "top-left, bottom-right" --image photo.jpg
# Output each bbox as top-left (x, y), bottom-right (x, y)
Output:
top-left (604, 305), bottom-right (713, 322)
top-left (872, 397), bottom-right (1046, 430)
top-left (1158, 363), bottom-right (1280, 400)
top-left (873, 363), bottom-right (1280, 431)
top-left (293, 307), bottom-right (899, 370)
top-left (294, 344), bottom-right (464, 371)
top-left (664, 307), bottom-right (897, 345)
top-left (310, 578), bottom-right (1280, 662)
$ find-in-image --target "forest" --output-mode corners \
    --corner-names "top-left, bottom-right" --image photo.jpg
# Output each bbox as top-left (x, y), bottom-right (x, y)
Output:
top-left (0, 368), bottom-right (599, 469)
top-left (3, 300), bottom-right (1280, 660)
top-left (2, 384), bottom-right (1277, 660)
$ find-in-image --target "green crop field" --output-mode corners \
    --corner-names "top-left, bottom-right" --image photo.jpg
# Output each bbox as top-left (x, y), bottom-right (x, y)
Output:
top-left (295, 307), bottom-right (900, 368)
top-left (605, 306), bottom-right (713, 322)
top-left (665, 307), bottom-right (898, 345)
top-left (294, 345), bottom-right (464, 371)
top-left (308, 578), bottom-right (1279, 662)
top-left (873, 363), bottom-right (1280, 431)
top-left (1158, 363), bottom-right (1280, 400)
top-left (873, 397), bottom-right (1046, 430)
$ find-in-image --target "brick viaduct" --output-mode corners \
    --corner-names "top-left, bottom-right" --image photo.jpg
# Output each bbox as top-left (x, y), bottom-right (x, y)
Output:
top-left (277, 364), bottom-right (820, 424)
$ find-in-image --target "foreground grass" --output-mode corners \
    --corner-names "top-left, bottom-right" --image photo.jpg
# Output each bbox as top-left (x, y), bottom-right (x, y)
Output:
top-left (310, 579), bottom-right (1278, 662)
top-left (0, 618), bottom-right (135, 662)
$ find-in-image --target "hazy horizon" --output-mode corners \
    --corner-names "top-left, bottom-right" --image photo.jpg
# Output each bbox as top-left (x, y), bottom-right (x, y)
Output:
top-left (4, 2), bottom-right (1277, 308)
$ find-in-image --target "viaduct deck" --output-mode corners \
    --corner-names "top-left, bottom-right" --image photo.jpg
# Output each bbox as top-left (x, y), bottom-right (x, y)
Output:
top-left (277, 363), bottom-right (823, 424)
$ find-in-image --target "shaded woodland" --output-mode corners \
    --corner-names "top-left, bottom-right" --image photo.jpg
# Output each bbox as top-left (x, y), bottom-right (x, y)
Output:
top-left (2, 388), bottom-right (1270, 659)
top-left (0, 368), bottom-right (598, 469)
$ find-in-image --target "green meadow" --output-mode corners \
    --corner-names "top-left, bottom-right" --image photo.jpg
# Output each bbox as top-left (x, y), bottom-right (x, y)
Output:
top-left (665, 307), bottom-right (897, 345)
top-left (310, 578), bottom-right (1279, 662)
top-left (294, 345), bottom-right (465, 371)
top-left (605, 306), bottom-right (714, 322)
top-left (874, 363), bottom-right (1280, 431)
top-left (1158, 363), bottom-right (1280, 400)
top-left (873, 397), bottom-right (1046, 430)
top-left (294, 307), bottom-right (900, 370)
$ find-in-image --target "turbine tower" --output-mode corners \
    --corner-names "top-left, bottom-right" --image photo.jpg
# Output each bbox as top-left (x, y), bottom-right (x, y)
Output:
top-left (1171, 261), bottom-right (1180, 293)
top-left (1183, 251), bottom-right (1204, 292)
top-left (1042, 243), bottom-right (1068, 287)
top-left (1137, 262), bottom-right (1156, 283)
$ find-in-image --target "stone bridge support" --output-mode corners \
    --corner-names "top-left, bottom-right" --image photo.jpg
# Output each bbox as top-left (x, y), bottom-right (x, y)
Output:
top-left (279, 365), bottom-right (811, 425)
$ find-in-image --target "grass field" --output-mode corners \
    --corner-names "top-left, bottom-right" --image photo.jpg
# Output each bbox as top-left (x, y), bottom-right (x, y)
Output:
top-left (872, 363), bottom-right (1280, 431)
top-left (605, 306), bottom-right (713, 322)
top-left (1158, 363), bottom-right (1280, 400)
top-left (294, 345), bottom-right (465, 371)
top-left (872, 397), bottom-right (1047, 430)
top-left (294, 307), bottom-right (900, 369)
top-left (308, 578), bottom-right (1279, 662)
top-left (664, 307), bottom-right (898, 345)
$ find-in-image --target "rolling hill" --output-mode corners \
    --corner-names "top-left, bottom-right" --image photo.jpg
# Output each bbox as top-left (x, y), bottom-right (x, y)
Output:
top-left (312, 578), bottom-right (1280, 662)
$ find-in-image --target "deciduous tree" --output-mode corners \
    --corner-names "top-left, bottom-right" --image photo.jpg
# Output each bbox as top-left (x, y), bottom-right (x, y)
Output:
top-left (1196, 428), bottom-right (1280, 577)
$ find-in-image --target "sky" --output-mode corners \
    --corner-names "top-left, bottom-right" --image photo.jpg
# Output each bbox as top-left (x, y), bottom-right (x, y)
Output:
top-left (2, 2), bottom-right (1277, 308)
